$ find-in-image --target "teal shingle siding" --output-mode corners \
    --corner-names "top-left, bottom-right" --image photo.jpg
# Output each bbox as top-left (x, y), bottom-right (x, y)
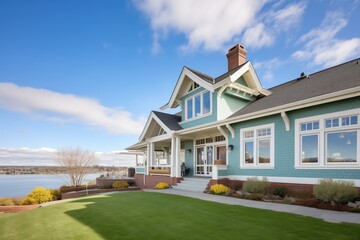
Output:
top-left (183, 140), bottom-right (194, 176)
top-left (227, 97), bottom-right (360, 180)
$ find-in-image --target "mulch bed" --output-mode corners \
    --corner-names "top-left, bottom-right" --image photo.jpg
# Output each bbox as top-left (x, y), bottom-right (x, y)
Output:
top-left (228, 193), bottom-right (360, 213)
top-left (0, 205), bottom-right (40, 213)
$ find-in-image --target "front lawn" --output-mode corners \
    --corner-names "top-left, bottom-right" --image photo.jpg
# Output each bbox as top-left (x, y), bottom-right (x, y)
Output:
top-left (0, 191), bottom-right (359, 240)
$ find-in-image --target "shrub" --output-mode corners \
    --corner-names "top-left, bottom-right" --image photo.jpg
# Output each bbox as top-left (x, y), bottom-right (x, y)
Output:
top-left (242, 177), bottom-right (269, 194)
top-left (210, 184), bottom-right (230, 195)
top-left (21, 187), bottom-right (53, 205)
top-left (49, 189), bottom-right (61, 201)
top-left (155, 182), bottom-right (170, 189)
top-left (272, 186), bottom-right (288, 198)
top-left (0, 198), bottom-right (16, 206)
top-left (314, 179), bottom-right (358, 205)
top-left (112, 181), bottom-right (129, 189)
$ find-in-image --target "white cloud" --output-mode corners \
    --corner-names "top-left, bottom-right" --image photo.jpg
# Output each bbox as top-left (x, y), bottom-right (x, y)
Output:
top-left (242, 23), bottom-right (274, 49)
top-left (0, 147), bottom-right (141, 166)
top-left (134, 0), bottom-right (307, 52)
top-left (0, 147), bottom-right (57, 166)
top-left (253, 57), bottom-right (283, 82)
top-left (134, 0), bottom-right (267, 53)
top-left (269, 1), bottom-right (307, 31)
top-left (292, 11), bottom-right (360, 67)
top-left (0, 83), bottom-right (145, 135)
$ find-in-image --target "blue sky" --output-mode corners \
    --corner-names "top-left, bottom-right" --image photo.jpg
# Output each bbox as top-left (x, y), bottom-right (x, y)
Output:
top-left (0, 0), bottom-right (359, 165)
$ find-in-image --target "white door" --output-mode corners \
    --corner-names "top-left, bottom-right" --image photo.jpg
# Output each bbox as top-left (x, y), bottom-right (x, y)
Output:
top-left (195, 146), bottom-right (213, 176)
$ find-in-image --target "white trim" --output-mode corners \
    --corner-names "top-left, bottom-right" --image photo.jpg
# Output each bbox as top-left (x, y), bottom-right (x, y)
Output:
top-left (217, 126), bottom-right (228, 141)
top-left (147, 133), bottom-right (172, 143)
top-left (176, 86), bottom-right (360, 136)
top-left (183, 89), bottom-right (212, 122)
top-left (227, 175), bottom-right (360, 187)
top-left (295, 108), bottom-right (360, 169)
top-left (240, 123), bottom-right (275, 169)
top-left (281, 111), bottom-right (290, 131)
top-left (139, 112), bottom-right (173, 142)
top-left (226, 124), bottom-right (235, 138)
top-left (161, 67), bottom-right (214, 110)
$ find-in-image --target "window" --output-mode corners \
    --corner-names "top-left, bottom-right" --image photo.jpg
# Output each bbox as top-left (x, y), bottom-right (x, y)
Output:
top-left (203, 91), bottom-right (210, 114)
top-left (187, 99), bottom-right (193, 119)
top-left (240, 124), bottom-right (275, 169)
top-left (216, 146), bottom-right (226, 162)
top-left (185, 90), bottom-right (212, 120)
top-left (295, 109), bottom-right (360, 168)
top-left (301, 135), bottom-right (318, 163)
top-left (326, 131), bottom-right (357, 163)
top-left (195, 95), bottom-right (201, 117)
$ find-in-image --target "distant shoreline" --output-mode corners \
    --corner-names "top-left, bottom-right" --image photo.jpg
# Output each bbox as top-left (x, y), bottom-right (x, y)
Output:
top-left (0, 166), bottom-right (128, 175)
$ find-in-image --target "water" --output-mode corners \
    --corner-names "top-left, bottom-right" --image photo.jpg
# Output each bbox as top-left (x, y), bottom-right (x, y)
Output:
top-left (0, 174), bottom-right (101, 197)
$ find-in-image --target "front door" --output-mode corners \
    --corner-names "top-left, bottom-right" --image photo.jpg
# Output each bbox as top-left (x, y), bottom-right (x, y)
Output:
top-left (195, 146), bottom-right (213, 176)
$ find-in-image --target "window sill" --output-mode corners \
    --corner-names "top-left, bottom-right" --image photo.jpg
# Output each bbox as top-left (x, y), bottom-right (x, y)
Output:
top-left (240, 165), bottom-right (274, 169)
top-left (294, 165), bottom-right (360, 169)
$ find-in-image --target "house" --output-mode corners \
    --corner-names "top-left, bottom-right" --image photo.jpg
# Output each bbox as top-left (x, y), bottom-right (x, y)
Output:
top-left (127, 44), bottom-right (360, 191)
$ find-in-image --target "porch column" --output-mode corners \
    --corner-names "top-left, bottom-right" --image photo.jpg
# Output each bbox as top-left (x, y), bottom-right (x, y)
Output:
top-left (146, 142), bottom-right (154, 175)
top-left (175, 137), bottom-right (181, 178)
top-left (170, 137), bottom-right (176, 177)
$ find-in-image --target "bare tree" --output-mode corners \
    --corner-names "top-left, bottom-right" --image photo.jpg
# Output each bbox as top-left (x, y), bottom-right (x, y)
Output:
top-left (55, 147), bottom-right (99, 186)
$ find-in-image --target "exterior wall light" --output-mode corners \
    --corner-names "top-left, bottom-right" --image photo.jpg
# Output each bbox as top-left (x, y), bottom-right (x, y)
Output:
top-left (228, 144), bottom-right (234, 151)
top-left (187, 149), bottom-right (192, 154)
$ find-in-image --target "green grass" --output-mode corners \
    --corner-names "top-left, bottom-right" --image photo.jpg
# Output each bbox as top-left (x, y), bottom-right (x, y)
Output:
top-left (0, 191), bottom-right (359, 240)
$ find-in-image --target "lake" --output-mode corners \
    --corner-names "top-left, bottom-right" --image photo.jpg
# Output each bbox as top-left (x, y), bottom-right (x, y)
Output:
top-left (0, 174), bottom-right (101, 198)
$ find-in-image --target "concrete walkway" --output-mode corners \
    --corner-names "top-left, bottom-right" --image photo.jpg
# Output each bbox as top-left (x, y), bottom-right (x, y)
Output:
top-left (145, 189), bottom-right (360, 225)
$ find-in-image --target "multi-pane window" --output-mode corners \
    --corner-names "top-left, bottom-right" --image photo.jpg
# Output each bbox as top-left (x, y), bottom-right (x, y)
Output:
top-left (296, 110), bottom-right (360, 168)
top-left (185, 91), bottom-right (212, 120)
top-left (240, 124), bottom-right (274, 168)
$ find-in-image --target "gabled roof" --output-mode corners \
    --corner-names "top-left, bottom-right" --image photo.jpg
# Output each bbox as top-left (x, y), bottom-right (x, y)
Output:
top-left (186, 67), bottom-right (214, 84)
top-left (229, 58), bottom-right (360, 118)
top-left (161, 62), bottom-right (269, 110)
top-left (152, 111), bottom-right (182, 131)
top-left (138, 111), bottom-right (182, 142)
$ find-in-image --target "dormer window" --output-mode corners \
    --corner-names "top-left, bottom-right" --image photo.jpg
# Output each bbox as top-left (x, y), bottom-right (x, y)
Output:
top-left (185, 90), bottom-right (212, 121)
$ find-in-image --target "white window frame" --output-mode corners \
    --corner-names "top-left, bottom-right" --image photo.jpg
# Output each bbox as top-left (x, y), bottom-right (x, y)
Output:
top-left (295, 108), bottom-right (360, 169)
top-left (240, 123), bottom-right (275, 169)
top-left (184, 90), bottom-right (212, 121)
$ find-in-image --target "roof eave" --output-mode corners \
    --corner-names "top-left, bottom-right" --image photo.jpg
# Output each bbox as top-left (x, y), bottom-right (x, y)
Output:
top-left (177, 86), bottom-right (360, 135)
top-left (160, 67), bottom-right (215, 110)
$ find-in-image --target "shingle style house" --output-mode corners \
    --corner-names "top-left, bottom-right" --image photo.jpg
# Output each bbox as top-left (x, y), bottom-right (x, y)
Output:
top-left (127, 44), bottom-right (360, 189)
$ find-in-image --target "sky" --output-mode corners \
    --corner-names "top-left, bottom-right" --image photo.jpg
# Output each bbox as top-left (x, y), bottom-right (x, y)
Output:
top-left (0, 0), bottom-right (359, 166)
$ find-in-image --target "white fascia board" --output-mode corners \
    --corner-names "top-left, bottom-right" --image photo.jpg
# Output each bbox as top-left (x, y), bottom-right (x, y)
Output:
top-left (147, 133), bottom-right (172, 143)
top-left (227, 62), bottom-right (270, 97)
top-left (229, 62), bottom-right (250, 82)
top-left (176, 86), bottom-right (360, 135)
top-left (152, 114), bottom-right (173, 136)
top-left (139, 112), bottom-right (173, 142)
top-left (160, 67), bottom-right (214, 110)
top-left (139, 112), bottom-right (155, 141)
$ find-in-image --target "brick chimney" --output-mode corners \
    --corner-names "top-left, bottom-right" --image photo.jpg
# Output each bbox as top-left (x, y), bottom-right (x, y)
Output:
top-left (226, 44), bottom-right (247, 71)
